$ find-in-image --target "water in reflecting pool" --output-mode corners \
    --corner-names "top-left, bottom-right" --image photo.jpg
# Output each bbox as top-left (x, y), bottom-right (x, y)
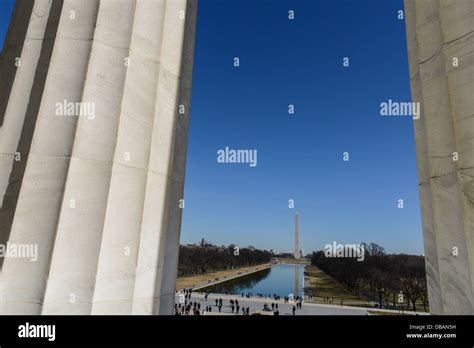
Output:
top-left (201, 263), bottom-right (305, 298)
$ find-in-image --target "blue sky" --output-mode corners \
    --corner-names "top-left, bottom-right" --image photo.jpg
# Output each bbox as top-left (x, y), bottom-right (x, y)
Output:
top-left (0, 0), bottom-right (15, 52)
top-left (0, 0), bottom-right (423, 255)
top-left (181, 0), bottom-right (423, 255)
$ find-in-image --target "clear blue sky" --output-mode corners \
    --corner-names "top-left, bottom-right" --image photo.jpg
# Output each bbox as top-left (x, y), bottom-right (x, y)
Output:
top-left (0, 0), bottom-right (15, 52)
top-left (0, 0), bottom-right (423, 255)
top-left (181, 0), bottom-right (423, 255)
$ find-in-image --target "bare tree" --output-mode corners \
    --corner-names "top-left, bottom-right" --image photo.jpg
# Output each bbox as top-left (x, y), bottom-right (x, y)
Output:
top-left (311, 244), bottom-right (428, 312)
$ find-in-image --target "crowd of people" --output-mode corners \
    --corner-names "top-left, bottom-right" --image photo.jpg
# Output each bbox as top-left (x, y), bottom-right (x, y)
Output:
top-left (262, 302), bottom-right (279, 315)
top-left (175, 301), bottom-right (202, 315)
top-left (175, 287), bottom-right (308, 316)
top-left (174, 295), bottom-right (252, 316)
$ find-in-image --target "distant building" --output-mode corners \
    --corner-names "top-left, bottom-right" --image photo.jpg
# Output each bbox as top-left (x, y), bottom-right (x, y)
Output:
top-left (294, 212), bottom-right (300, 259)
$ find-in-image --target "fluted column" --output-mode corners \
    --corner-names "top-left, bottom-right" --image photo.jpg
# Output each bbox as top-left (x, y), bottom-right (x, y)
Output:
top-left (42, 0), bottom-right (137, 315)
top-left (0, 0), bottom-right (51, 254)
top-left (404, 0), bottom-right (474, 314)
top-left (0, 0), bottom-right (197, 315)
top-left (156, 0), bottom-right (197, 314)
top-left (91, 0), bottom-right (166, 315)
top-left (132, 0), bottom-right (197, 315)
top-left (0, 0), bottom-right (100, 314)
top-left (0, 0), bottom-right (34, 129)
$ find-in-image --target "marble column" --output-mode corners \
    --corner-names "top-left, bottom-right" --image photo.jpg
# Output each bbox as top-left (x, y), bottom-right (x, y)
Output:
top-left (132, 0), bottom-right (197, 315)
top-left (0, 0), bottom-right (50, 255)
top-left (404, 0), bottom-right (474, 314)
top-left (0, 0), bottom-right (100, 315)
top-left (0, 0), bottom-right (197, 315)
top-left (41, 0), bottom-right (137, 315)
top-left (91, 0), bottom-right (167, 315)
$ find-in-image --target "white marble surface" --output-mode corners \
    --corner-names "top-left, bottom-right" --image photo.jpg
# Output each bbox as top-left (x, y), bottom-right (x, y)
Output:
top-left (42, 0), bottom-right (136, 315)
top-left (0, 0), bottom-right (100, 315)
top-left (404, 0), bottom-right (474, 314)
top-left (92, 0), bottom-right (167, 314)
top-left (132, 0), bottom-right (197, 315)
top-left (0, 0), bottom-right (52, 207)
top-left (0, 0), bottom-right (197, 315)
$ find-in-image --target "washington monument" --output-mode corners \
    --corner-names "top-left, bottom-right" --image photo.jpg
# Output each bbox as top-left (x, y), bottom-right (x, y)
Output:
top-left (294, 212), bottom-right (300, 259)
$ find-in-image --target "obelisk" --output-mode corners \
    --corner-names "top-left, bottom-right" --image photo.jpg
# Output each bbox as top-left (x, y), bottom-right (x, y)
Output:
top-left (294, 212), bottom-right (300, 259)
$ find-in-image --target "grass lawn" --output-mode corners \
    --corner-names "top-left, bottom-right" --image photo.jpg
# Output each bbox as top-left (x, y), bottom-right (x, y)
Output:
top-left (305, 265), bottom-right (369, 305)
top-left (305, 265), bottom-right (429, 313)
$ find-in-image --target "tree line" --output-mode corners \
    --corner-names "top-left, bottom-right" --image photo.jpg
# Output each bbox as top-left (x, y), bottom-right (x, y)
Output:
top-left (178, 239), bottom-right (273, 277)
top-left (311, 243), bottom-right (428, 311)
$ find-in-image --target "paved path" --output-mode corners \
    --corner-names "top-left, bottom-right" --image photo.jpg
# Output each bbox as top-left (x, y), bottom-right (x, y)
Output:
top-left (175, 292), bottom-right (369, 315)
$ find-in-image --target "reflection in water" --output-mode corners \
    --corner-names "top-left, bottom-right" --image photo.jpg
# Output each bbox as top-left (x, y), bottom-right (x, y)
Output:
top-left (201, 268), bottom-right (271, 294)
top-left (295, 264), bottom-right (299, 296)
top-left (199, 264), bottom-right (304, 298)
